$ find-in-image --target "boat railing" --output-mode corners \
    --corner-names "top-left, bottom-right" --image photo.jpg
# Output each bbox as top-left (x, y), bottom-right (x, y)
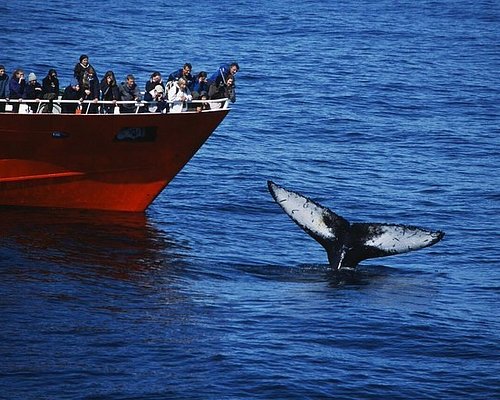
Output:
top-left (0, 98), bottom-right (229, 114)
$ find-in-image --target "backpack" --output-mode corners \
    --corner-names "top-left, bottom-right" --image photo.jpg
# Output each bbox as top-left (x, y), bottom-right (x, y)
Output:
top-left (166, 80), bottom-right (179, 101)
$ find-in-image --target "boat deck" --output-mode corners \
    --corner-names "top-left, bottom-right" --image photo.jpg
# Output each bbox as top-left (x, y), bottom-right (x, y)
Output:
top-left (0, 97), bottom-right (229, 114)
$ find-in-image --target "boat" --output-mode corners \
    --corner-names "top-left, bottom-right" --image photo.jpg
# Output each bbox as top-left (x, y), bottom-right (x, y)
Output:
top-left (0, 98), bottom-right (230, 212)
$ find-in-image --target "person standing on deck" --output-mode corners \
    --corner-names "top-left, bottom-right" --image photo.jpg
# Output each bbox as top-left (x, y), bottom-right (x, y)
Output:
top-left (9, 69), bottom-right (26, 113)
top-left (208, 74), bottom-right (236, 107)
top-left (167, 63), bottom-right (194, 90)
top-left (146, 85), bottom-right (167, 113)
top-left (0, 65), bottom-right (10, 112)
top-left (80, 67), bottom-right (99, 114)
top-left (118, 74), bottom-right (141, 113)
top-left (74, 54), bottom-right (97, 85)
top-left (191, 71), bottom-right (209, 100)
top-left (145, 71), bottom-right (164, 94)
top-left (61, 79), bottom-right (82, 114)
top-left (100, 70), bottom-right (120, 113)
top-left (207, 62), bottom-right (239, 88)
top-left (167, 77), bottom-right (192, 113)
top-left (41, 69), bottom-right (59, 113)
top-left (207, 62), bottom-right (239, 104)
top-left (23, 73), bottom-right (43, 113)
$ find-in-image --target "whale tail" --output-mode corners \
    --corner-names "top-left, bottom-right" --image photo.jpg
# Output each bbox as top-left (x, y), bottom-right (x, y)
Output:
top-left (267, 180), bottom-right (444, 269)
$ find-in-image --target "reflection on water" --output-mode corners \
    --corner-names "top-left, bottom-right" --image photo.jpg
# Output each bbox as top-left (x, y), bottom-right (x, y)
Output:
top-left (0, 207), bottom-right (207, 400)
top-left (0, 207), bottom-right (190, 281)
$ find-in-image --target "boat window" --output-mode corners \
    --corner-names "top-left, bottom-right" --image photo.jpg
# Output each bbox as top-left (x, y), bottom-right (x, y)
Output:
top-left (114, 127), bottom-right (157, 142)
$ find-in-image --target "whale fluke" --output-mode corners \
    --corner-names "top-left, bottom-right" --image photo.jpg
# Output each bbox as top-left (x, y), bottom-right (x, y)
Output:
top-left (267, 180), bottom-right (444, 270)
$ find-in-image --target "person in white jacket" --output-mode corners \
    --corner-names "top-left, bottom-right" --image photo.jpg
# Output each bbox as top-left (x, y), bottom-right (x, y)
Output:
top-left (167, 77), bottom-right (192, 113)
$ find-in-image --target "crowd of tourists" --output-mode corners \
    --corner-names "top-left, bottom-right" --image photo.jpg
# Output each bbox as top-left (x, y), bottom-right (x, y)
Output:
top-left (0, 55), bottom-right (239, 114)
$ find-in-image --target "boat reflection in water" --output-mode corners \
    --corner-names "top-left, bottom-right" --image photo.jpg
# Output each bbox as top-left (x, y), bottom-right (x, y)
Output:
top-left (0, 207), bottom-right (190, 281)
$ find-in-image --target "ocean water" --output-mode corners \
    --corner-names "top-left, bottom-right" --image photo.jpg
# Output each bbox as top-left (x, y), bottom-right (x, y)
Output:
top-left (1, 0), bottom-right (499, 398)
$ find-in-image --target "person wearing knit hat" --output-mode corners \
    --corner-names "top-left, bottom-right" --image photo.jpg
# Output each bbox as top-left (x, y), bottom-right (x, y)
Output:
top-left (24, 72), bottom-right (43, 112)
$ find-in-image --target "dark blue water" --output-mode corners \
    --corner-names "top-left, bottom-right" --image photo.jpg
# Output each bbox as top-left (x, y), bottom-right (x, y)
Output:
top-left (1, 0), bottom-right (499, 398)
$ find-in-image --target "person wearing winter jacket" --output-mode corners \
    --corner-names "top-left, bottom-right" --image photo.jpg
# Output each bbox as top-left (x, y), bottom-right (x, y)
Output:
top-left (61, 79), bottom-right (82, 114)
top-left (41, 68), bottom-right (59, 113)
top-left (167, 63), bottom-right (194, 90)
top-left (9, 69), bottom-right (26, 112)
top-left (118, 74), bottom-right (141, 113)
top-left (208, 74), bottom-right (236, 106)
top-left (191, 71), bottom-right (209, 100)
top-left (146, 85), bottom-right (167, 113)
top-left (23, 72), bottom-right (43, 113)
top-left (207, 62), bottom-right (239, 88)
top-left (100, 70), bottom-right (120, 113)
top-left (0, 65), bottom-right (10, 112)
top-left (207, 63), bottom-right (239, 106)
top-left (145, 71), bottom-right (164, 94)
top-left (167, 77), bottom-right (192, 113)
top-left (80, 67), bottom-right (99, 114)
top-left (74, 54), bottom-right (97, 84)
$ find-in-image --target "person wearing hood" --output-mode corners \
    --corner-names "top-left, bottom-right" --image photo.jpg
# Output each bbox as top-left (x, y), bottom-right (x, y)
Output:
top-left (100, 70), bottom-right (120, 113)
top-left (42, 68), bottom-right (59, 113)
top-left (61, 79), bottom-right (82, 114)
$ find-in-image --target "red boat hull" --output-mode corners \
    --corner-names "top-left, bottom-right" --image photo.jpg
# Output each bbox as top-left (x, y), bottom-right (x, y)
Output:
top-left (0, 110), bottom-right (229, 212)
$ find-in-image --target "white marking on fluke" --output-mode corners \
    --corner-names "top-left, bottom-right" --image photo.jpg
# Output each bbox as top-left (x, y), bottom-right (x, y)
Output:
top-left (267, 180), bottom-right (444, 269)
